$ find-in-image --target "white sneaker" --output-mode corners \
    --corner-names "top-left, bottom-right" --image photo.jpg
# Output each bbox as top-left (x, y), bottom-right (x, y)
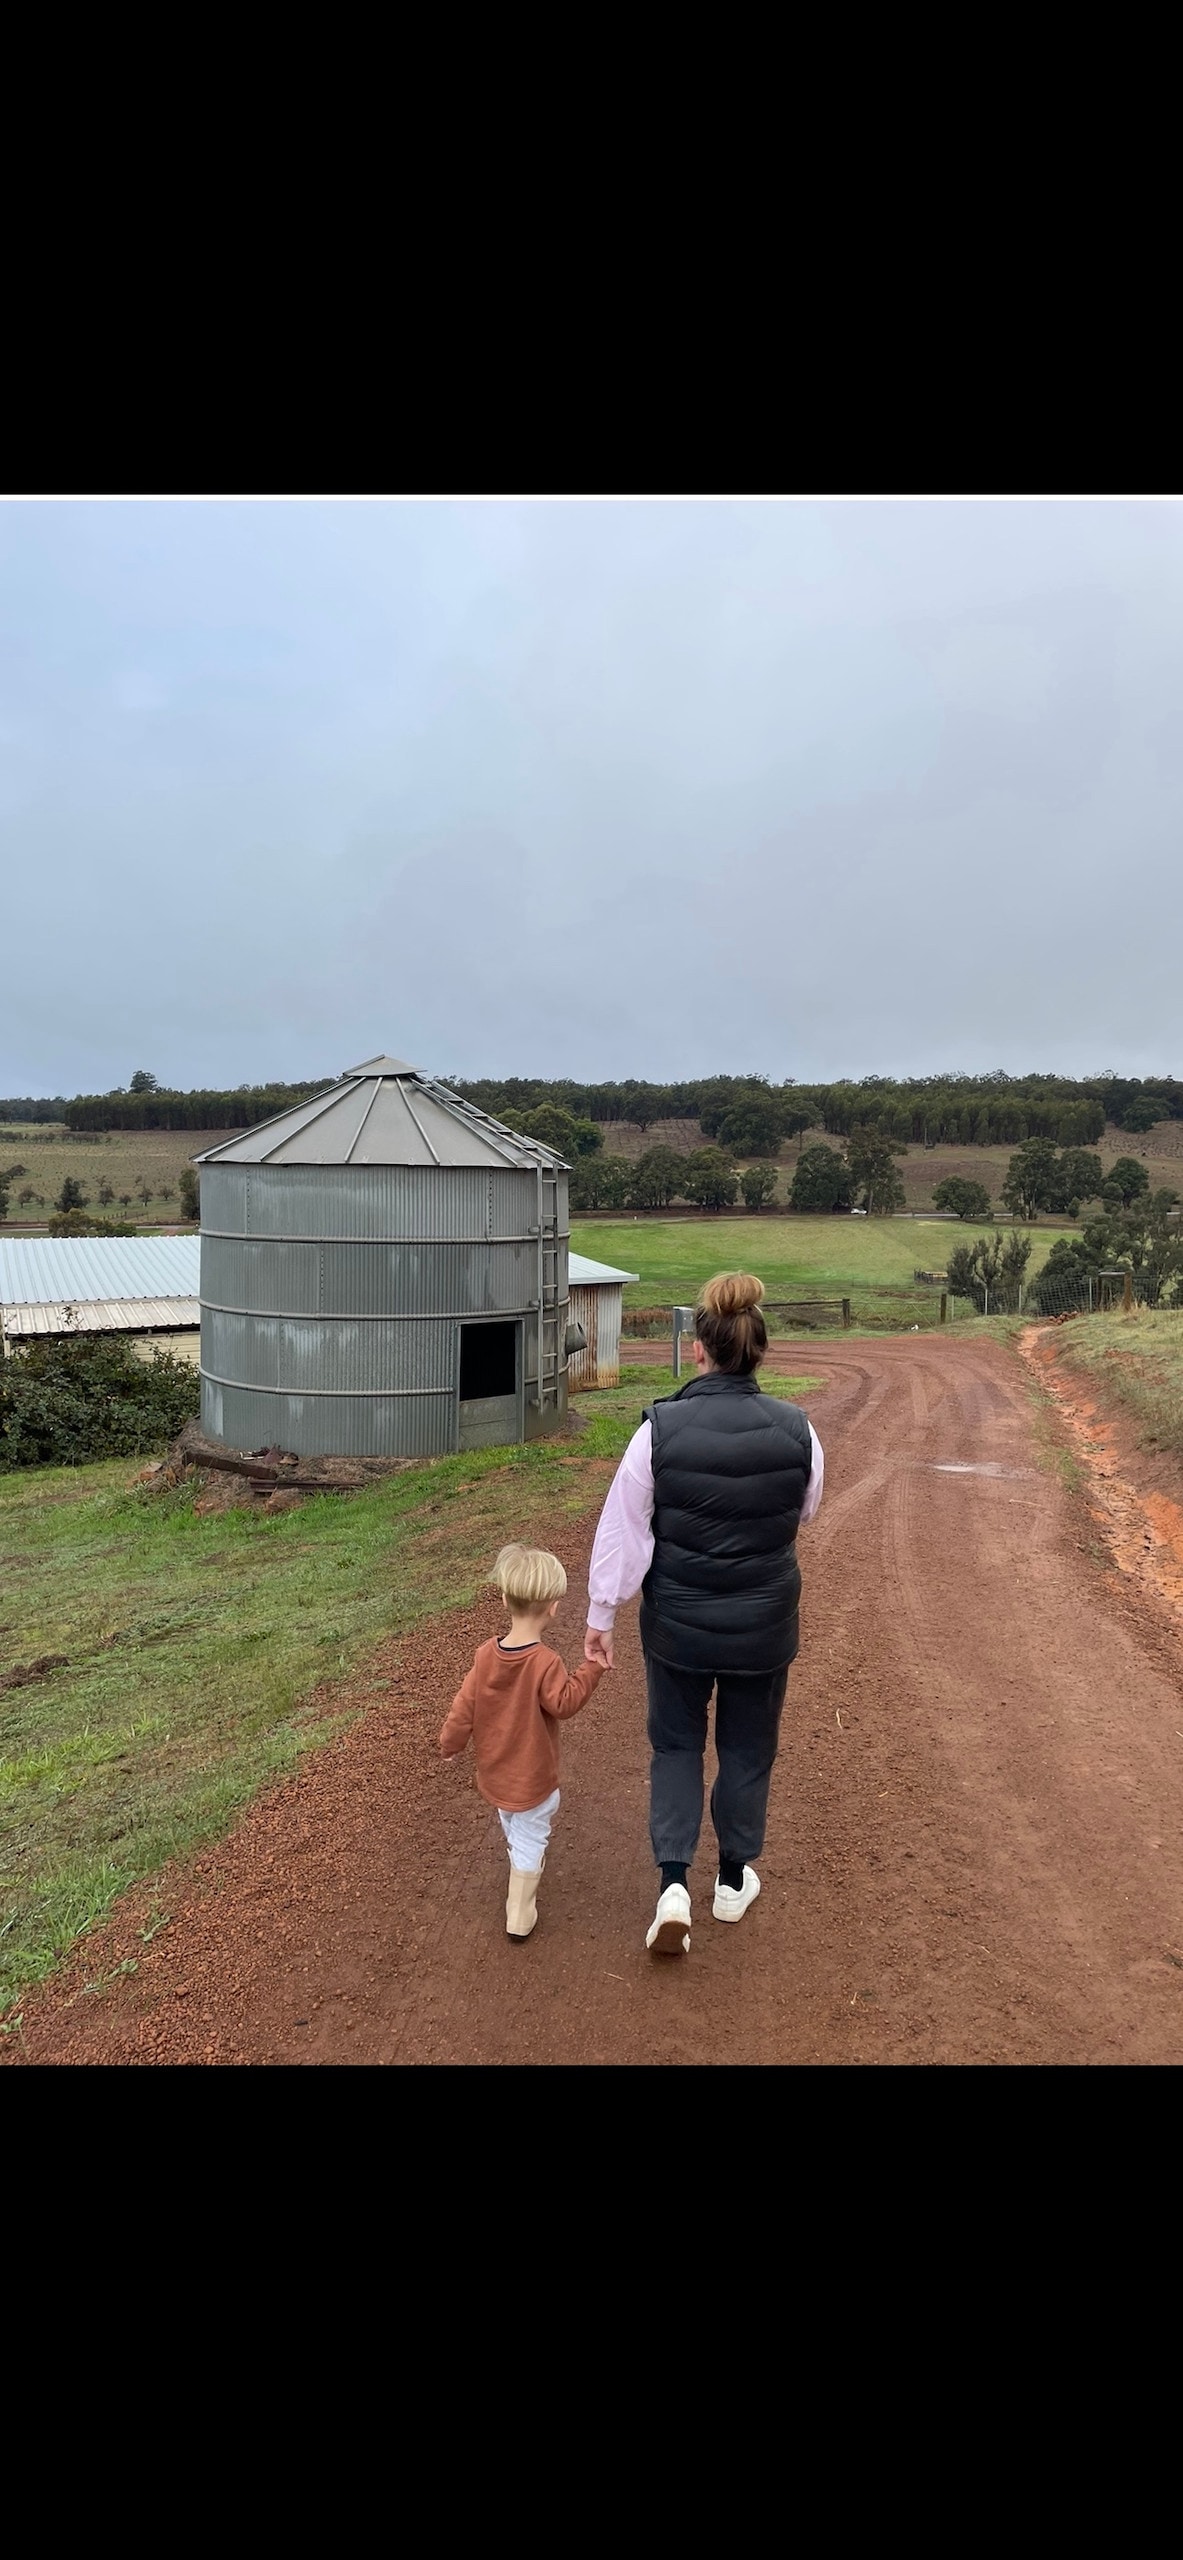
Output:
top-left (713, 1867), bottom-right (761, 1923)
top-left (646, 1883), bottom-right (692, 1956)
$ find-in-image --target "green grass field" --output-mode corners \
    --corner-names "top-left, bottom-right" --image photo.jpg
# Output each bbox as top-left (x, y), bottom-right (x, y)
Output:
top-left (573, 1215), bottom-right (1062, 1315)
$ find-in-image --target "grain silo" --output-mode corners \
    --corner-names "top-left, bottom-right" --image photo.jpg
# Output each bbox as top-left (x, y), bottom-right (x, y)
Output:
top-left (194, 1056), bottom-right (571, 1458)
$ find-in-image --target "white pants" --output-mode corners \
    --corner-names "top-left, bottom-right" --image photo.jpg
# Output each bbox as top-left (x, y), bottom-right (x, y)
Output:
top-left (498, 1788), bottom-right (560, 1873)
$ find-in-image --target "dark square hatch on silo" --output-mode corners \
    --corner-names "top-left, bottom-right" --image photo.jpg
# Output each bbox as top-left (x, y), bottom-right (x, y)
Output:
top-left (458, 1319), bottom-right (521, 1451)
top-left (460, 1322), bottom-right (517, 1400)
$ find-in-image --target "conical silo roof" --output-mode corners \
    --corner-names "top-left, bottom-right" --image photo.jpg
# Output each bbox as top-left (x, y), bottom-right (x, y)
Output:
top-left (194, 1057), bottom-right (569, 1170)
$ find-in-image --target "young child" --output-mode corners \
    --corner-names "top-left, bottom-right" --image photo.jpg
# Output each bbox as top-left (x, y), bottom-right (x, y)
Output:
top-left (439, 1544), bottom-right (605, 1940)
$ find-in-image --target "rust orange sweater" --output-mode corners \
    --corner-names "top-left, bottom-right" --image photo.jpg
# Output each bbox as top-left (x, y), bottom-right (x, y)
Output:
top-left (439, 1639), bottom-right (603, 1811)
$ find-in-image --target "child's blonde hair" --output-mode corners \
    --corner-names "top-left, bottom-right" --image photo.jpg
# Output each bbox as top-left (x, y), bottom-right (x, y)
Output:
top-left (490, 1544), bottom-right (568, 1609)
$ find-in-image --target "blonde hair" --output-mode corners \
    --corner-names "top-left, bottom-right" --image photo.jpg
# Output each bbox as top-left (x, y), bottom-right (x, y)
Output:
top-left (694, 1271), bottom-right (767, 1376)
top-left (490, 1544), bottom-right (568, 1609)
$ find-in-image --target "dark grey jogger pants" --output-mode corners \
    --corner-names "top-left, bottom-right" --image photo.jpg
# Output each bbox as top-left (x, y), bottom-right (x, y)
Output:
top-left (644, 1654), bottom-right (789, 1870)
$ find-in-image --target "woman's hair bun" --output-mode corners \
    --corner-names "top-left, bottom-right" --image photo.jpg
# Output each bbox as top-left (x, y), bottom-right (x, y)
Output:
top-left (698, 1271), bottom-right (765, 1318)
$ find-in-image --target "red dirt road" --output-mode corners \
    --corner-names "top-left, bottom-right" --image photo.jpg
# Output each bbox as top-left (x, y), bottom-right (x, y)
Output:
top-left (11, 1332), bottom-right (1183, 2066)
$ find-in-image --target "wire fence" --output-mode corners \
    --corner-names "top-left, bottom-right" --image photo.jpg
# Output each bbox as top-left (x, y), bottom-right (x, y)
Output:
top-left (623, 1280), bottom-right (1183, 1344)
top-left (950, 1276), bottom-right (1183, 1320)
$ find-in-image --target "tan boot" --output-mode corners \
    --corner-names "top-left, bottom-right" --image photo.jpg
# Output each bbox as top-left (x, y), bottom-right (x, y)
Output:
top-left (506, 1867), bottom-right (542, 1939)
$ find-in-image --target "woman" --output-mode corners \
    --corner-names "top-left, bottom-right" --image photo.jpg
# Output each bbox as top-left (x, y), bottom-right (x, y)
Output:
top-left (584, 1273), bottom-right (823, 1956)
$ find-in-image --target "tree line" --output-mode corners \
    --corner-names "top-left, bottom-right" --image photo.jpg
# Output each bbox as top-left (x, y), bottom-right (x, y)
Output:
top-left (570, 1129), bottom-right (1183, 1230)
top-left (570, 1128), bottom-right (918, 1216)
top-left (452, 1071), bottom-right (1182, 1145)
top-left (58, 1071), bottom-right (329, 1132)
top-left (3, 1067), bottom-right (1181, 1143)
top-left (570, 1149), bottom-right (782, 1214)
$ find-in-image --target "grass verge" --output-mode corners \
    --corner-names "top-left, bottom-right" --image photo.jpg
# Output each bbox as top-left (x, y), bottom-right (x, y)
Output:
top-left (1050, 1311), bottom-right (1183, 1463)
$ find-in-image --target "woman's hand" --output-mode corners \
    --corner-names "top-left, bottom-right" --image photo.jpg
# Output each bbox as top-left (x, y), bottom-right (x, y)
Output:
top-left (584, 1625), bottom-right (614, 1670)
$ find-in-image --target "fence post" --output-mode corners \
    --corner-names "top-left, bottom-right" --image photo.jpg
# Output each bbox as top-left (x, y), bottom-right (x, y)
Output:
top-left (983, 1284), bottom-right (989, 1317)
top-left (1123, 1270), bottom-right (1134, 1314)
top-left (842, 1297), bottom-right (851, 1330)
top-left (672, 1306), bottom-right (696, 1378)
top-left (940, 1292), bottom-right (947, 1324)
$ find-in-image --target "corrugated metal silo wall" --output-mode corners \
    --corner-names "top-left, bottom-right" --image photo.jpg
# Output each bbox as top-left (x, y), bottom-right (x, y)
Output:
top-left (199, 1163), bottom-right (568, 1457)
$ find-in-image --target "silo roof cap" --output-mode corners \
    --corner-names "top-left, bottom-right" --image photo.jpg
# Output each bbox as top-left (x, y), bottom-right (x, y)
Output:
top-left (194, 1055), bottom-right (569, 1170)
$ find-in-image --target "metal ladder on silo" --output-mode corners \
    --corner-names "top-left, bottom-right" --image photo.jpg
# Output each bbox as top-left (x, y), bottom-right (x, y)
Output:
top-left (537, 1166), bottom-right (561, 1417)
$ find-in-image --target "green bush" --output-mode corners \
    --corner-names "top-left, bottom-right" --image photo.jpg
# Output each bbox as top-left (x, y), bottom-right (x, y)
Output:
top-left (628, 1146), bottom-right (685, 1210)
top-left (790, 1144), bottom-right (854, 1213)
top-left (933, 1176), bottom-right (993, 1221)
top-left (0, 1335), bottom-right (199, 1470)
top-left (568, 1154), bottom-right (633, 1211)
top-left (681, 1148), bottom-right (738, 1211)
top-left (847, 1127), bottom-right (907, 1215)
top-left (47, 1210), bottom-right (141, 1237)
top-left (714, 1097), bottom-right (786, 1158)
top-left (740, 1163), bottom-right (779, 1210)
top-left (947, 1230), bottom-right (1031, 1310)
top-left (1058, 1149), bottom-right (1105, 1213)
top-left (500, 1103), bottom-right (602, 1158)
top-left (1103, 1158), bottom-right (1150, 1210)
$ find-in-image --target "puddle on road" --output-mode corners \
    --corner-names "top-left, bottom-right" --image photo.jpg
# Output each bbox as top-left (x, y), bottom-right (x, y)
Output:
top-left (928, 1462), bottom-right (1035, 1480)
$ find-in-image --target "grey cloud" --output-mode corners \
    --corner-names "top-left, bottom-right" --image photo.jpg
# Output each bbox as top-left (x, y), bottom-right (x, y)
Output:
top-left (1, 499), bottom-right (1180, 1091)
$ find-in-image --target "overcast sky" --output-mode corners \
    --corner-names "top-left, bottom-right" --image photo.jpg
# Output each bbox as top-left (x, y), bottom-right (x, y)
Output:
top-left (2, 500), bottom-right (1180, 1096)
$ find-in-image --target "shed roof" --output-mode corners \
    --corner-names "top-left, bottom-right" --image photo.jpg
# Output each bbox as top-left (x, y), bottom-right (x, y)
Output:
top-left (195, 1057), bottom-right (569, 1171)
top-left (0, 1234), bottom-right (201, 1308)
top-left (569, 1253), bottom-right (640, 1285)
top-left (2, 1297), bottom-right (200, 1339)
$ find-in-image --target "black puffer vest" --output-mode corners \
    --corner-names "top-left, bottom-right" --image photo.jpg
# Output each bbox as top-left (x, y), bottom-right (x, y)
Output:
top-left (640, 1371), bottom-right (813, 1673)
